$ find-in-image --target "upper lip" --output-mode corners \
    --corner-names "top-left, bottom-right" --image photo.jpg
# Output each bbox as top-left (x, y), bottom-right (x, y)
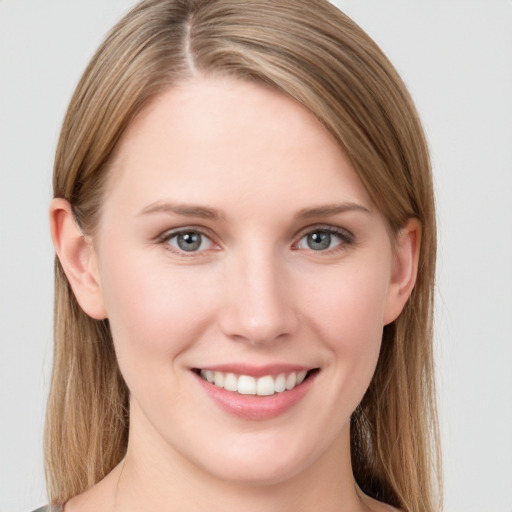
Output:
top-left (193, 363), bottom-right (316, 378)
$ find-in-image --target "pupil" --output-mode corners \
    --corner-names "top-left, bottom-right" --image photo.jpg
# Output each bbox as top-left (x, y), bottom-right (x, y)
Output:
top-left (178, 232), bottom-right (201, 251)
top-left (308, 231), bottom-right (330, 250)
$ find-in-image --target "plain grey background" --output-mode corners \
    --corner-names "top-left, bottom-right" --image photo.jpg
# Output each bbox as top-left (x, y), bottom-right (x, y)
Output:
top-left (1, 1), bottom-right (511, 511)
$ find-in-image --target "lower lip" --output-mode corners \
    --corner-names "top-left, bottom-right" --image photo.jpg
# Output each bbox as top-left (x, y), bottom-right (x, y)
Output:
top-left (195, 371), bottom-right (318, 421)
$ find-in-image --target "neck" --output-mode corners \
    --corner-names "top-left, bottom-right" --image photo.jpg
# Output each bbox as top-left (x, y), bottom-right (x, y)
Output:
top-left (113, 409), bottom-right (366, 512)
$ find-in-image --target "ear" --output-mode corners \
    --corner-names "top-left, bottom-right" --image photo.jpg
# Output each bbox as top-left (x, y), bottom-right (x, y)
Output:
top-left (49, 198), bottom-right (107, 320)
top-left (383, 218), bottom-right (421, 325)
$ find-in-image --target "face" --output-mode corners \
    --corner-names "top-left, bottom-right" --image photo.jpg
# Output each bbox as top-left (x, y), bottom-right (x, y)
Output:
top-left (85, 78), bottom-right (413, 485)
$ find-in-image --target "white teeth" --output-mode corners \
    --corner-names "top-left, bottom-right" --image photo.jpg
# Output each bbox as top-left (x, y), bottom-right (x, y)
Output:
top-left (223, 373), bottom-right (238, 392)
top-left (275, 373), bottom-right (286, 392)
top-left (214, 371), bottom-right (224, 387)
top-left (256, 375), bottom-right (275, 396)
top-left (238, 375), bottom-right (256, 395)
top-left (199, 369), bottom-right (311, 395)
top-left (285, 373), bottom-right (297, 390)
top-left (296, 370), bottom-right (307, 385)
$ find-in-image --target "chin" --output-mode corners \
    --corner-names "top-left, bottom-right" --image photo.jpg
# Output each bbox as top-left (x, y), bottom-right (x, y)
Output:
top-left (198, 453), bottom-right (311, 487)
top-left (179, 424), bottom-right (340, 488)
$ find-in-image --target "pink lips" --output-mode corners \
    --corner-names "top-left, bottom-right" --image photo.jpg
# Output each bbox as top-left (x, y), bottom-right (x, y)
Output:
top-left (194, 365), bottom-right (318, 421)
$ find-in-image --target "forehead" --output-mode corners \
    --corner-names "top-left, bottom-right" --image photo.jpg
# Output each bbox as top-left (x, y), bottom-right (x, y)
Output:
top-left (104, 77), bottom-right (373, 218)
top-left (113, 77), bottom-right (342, 163)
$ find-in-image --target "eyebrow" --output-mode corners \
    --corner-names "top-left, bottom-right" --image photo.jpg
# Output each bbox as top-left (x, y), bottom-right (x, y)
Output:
top-left (138, 201), bottom-right (371, 221)
top-left (295, 202), bottom-right (371, 219)
top-left (138, 201), bottom-right (224, 220)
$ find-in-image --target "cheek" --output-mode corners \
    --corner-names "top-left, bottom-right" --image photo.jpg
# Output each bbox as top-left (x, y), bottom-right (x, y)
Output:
top-left (301, 259), bottom-right (391, 393)
top-left (306, 263), bottom-right (390, 343)
top-left (97, 248), bottom-right (218, 371)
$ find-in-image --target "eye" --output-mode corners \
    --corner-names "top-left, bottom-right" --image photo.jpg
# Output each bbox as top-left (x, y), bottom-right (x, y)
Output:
top-left (295, 227), bottom-right (353, 252)
top-left (163, 230), bottom-right (215, 253)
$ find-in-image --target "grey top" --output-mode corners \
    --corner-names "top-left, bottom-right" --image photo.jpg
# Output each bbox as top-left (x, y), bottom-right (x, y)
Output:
top-left (31, 506), bottom-right (63, 512)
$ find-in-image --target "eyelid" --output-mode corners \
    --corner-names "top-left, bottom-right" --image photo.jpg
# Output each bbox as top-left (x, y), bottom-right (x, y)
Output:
top-left (155, 223), bottom-right (355, 255)
top-left (292, 224), bottom-right (355, 251)
top-left (157, 226), bottom-right (221, 254)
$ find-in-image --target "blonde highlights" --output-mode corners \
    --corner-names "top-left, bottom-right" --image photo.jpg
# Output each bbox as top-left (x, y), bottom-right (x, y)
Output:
top-left (47, 1), bottom-right (441, 510)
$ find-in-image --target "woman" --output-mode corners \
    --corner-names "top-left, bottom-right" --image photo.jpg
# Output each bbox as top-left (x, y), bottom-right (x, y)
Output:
top-left (40, 0), bottom-right (441, 511)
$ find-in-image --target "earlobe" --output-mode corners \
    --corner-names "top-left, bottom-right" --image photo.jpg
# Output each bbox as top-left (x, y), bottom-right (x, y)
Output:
top-left (49, 198), bottom-right (107, 320)
top-left (383, 218), bottom-right (421, 325)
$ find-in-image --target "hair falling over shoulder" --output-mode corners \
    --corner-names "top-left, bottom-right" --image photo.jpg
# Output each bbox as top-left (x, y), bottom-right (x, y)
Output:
top-left (46, 1), bottom-right (441, 510)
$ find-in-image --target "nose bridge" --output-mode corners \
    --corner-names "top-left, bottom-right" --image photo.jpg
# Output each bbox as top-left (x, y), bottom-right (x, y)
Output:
top-left (219, 241), bottom-right (297, 344)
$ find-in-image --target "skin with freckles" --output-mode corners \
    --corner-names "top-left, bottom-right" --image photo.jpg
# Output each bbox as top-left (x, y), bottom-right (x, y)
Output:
top-left (51, 78), bottom-right (419, 512)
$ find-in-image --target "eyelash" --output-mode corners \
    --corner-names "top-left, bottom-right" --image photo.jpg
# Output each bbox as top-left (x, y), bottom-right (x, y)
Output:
top-left (157, 225), bottom-right (355, 256)
top-left (157, 227), bottom-right (218, 256)
top-left (293, 225), bottom-right (355, 253)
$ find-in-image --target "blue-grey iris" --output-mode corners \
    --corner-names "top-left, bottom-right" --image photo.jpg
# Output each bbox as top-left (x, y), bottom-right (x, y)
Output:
top-left (307, 231), bottom-right (331, 250)
top-left (177, 232), bottom-right (202, 251)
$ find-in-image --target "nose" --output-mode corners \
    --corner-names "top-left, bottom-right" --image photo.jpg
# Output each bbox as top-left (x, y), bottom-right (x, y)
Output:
top-left (218, 246), bottom-right (298, 345)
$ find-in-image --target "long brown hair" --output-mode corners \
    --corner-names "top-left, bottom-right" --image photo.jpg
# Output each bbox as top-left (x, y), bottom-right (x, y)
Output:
top-left (47, 1), bottom-right (441, 510)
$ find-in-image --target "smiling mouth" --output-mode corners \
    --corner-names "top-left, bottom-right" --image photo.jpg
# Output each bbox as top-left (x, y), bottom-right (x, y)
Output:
top-left (196, 369), bottom-right (318, 396)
